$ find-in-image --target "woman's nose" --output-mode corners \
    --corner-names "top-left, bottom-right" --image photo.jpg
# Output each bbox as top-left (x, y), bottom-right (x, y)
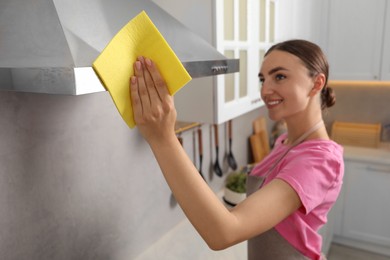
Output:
top-left (260, 80), bottom-right (273, 96)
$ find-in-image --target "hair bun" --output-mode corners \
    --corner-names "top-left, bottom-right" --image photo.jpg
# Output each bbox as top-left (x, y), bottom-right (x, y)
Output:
top-left (321, 86), bottom-right (336, 109)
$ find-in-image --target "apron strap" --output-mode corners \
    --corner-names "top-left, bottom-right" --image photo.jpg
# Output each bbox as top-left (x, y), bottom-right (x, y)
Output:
top-left (262, 120), bottom-right (324, 183)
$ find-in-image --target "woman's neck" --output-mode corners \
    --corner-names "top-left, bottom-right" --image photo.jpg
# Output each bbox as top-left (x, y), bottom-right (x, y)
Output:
top-left (284, 116), bottom-right (328, 145)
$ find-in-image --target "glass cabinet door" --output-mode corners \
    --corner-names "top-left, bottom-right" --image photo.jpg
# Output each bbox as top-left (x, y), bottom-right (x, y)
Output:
top-left (215, 0), bottom-right (276, 123)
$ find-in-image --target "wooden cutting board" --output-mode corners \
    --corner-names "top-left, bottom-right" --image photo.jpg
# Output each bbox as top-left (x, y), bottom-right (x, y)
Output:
top-left (250, 117), bottom-right (270, 163)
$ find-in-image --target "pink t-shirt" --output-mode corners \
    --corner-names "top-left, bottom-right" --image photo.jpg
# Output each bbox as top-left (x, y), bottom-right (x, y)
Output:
top-left (250, 133), bottom-right (344, 259)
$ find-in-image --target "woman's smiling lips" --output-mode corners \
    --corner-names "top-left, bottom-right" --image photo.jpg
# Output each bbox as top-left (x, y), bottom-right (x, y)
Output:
top-left (265, 98), bottom-right (283, 109)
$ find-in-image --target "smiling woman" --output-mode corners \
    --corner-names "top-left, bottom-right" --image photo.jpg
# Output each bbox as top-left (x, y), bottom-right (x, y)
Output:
top-left (129, 39), bottom-right (344, 260)
top-left (259, 40), bottom-right (335, 122)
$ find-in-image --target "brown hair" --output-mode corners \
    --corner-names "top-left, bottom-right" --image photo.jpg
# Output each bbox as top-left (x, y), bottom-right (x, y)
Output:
top-left (265, 39), bottom-right (335, 110)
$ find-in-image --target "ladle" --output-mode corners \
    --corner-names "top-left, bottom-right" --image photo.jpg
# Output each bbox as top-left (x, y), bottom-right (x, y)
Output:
top-left (197, 128), bottom-right (206, 180)
top-left (227, 120), bottom-right (238, 170)
top-left (213, 124), bottom-right (223, 177)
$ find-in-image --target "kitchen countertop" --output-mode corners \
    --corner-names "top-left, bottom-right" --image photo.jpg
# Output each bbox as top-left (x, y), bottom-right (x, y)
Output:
top-left (343, 143), bottom-right (390, 165)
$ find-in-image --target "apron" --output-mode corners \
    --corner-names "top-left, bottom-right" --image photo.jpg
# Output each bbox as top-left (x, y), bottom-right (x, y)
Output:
top-left (246, 174), bottom-right (309, 260)
top-left (245, 121), bottom-right (327, 260)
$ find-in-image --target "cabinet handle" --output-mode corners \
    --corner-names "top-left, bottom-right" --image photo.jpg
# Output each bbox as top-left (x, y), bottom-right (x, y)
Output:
top-left (366, 165), bottom-right (390, 173)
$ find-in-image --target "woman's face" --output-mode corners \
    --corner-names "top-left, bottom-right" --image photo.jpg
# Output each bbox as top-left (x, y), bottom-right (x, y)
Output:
top-left (259, 50), bottom-right (316, 121)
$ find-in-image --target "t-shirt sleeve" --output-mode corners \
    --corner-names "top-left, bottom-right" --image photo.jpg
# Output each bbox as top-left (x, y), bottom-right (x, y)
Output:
top-left (275, 146), bottom-right (343, 214)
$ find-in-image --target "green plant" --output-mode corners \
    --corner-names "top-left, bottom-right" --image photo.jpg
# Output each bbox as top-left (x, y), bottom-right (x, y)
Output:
top-left (225, 172), bottom-right (247, 193)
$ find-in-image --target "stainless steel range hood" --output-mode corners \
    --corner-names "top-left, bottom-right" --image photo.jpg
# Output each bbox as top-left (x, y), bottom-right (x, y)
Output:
top-left (0, 0), bottom-right (239, 95)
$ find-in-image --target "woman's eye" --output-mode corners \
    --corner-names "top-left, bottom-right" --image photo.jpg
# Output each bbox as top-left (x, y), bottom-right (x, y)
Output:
top-left (259, 78), bottom-right (265, 84)
top-left (275, 74), bottom-right (286, 81)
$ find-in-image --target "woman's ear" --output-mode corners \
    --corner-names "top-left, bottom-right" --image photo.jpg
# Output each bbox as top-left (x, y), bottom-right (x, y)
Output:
top-left (309, 73), bottom-right (326, 97)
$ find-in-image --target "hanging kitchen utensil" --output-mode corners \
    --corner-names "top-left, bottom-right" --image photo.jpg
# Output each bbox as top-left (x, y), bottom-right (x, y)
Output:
top-left (227, 120), bottom-right (238, 170)
top-left (213, 124), bottom-right (223, 177)
top-left (197, 128), bottom-right (206, 180)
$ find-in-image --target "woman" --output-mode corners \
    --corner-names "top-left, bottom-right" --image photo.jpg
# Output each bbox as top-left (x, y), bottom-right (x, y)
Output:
top-left (129, 39), bottom-right (344, 260)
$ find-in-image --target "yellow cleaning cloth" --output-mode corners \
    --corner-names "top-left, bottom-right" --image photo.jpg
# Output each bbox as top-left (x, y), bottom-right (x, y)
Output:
top-left (93, 11), bottom-right (192, 128)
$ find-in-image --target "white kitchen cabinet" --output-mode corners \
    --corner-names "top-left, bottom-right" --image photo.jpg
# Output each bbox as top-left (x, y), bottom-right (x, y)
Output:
top-left (156, 0), bottom-right (277, 124)
top-left (326, 0), bottom-right (390, 80)
top-left (333, 146), bottom-right (390, 256)
top-left (158, 0), bottom-right (332, 124)
top-left (275, 0), bottom-right (329, 47)
top-left (319, 204), bottom-right (337, 255)
top-left (213, 0), bottom-right (274, 123)
top-left (381, 2), bottom-right (390, 81)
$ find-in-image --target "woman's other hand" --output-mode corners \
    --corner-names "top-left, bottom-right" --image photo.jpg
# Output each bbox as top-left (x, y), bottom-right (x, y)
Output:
top-left (130, 56), bottom-right (177, 144)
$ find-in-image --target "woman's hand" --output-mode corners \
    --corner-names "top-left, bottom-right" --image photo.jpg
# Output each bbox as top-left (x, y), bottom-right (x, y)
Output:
top-left (130, 56), bottom-right (177, 144)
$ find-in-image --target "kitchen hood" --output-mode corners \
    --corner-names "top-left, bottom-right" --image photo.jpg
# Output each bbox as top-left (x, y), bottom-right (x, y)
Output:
top-left (0, 0), bottom-right (239, 95)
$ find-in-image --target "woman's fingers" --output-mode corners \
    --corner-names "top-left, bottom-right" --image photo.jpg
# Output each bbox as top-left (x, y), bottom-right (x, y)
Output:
top-left (130, 76), bottom-right (143, 123)
top-left (130, 57), bottom-right (177, 142)
top-left (142, 57), bottom-right (173, 111)
top-left (131, 56), bottom-right (173, 126)
top-left (134, 59), bottom-right (152, 111)
top-left (137, 56), bottom-right (161, 106)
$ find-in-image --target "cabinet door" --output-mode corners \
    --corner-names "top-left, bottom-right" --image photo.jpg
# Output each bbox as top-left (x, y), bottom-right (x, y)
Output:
top-left (381, 2), bottom-right (390, 81)
top-left (332, 176), bottom-right (345, 237)
top-left (342, 161), bottom-right (390, 246)
top-left (215, 0), bottom-right (275, 124)
top-left (327, 0), bottom-right (387, 80)
top-left (275, 0), bottom-right (329, 47)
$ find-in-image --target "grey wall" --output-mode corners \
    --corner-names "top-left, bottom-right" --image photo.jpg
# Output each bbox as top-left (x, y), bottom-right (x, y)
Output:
top-left (0, 89), bottom-right (265, 260)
